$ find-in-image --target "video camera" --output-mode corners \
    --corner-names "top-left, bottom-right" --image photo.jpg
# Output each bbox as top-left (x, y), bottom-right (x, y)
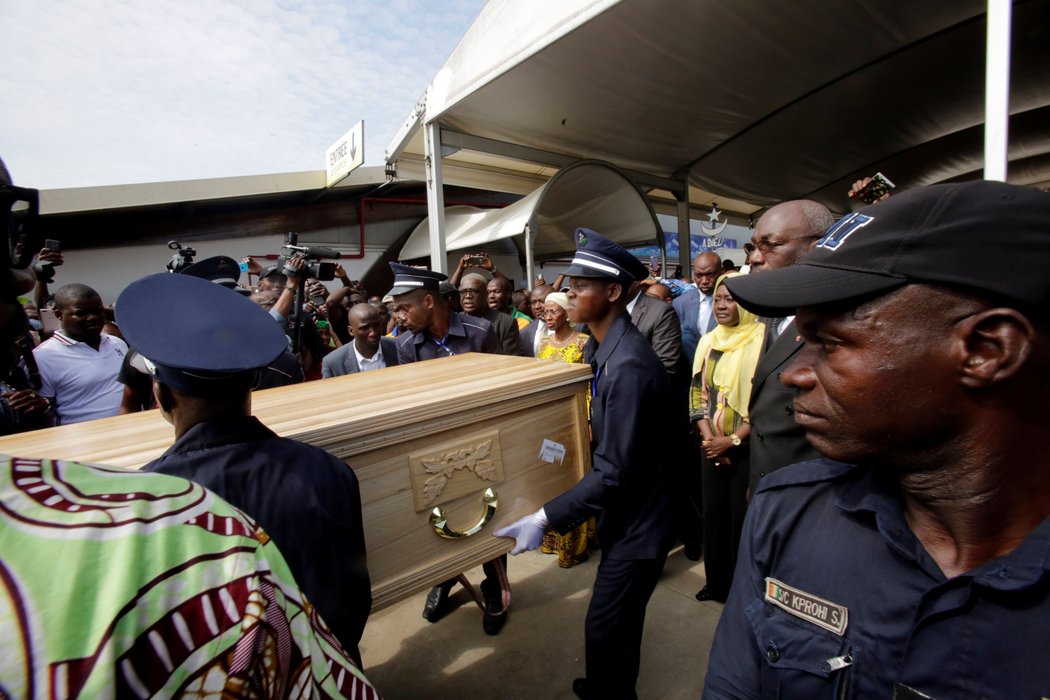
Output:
top-left (166, 241), bottom-right (196, 273)
top-left (279, 232), bottom-right (340, 281)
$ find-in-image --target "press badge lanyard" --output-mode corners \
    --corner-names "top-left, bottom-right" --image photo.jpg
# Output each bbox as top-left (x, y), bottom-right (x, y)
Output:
top-left (432, 335), bottom-right (456, 357)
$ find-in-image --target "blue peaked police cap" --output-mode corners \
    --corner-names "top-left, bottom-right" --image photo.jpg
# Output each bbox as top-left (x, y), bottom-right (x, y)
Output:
top-left (562, 228), bottom-right (649, 286)
top-left (388, 261), bottom-right (446, 296)
top-left (116, 273), bottom-right (287, 396)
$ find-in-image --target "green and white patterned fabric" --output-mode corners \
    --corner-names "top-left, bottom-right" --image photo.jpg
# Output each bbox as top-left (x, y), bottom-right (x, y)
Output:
top-left (0, 455), bottom-right (379, 699)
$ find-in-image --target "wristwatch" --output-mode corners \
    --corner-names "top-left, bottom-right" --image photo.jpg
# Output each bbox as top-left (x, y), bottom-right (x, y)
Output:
top-left (729, 433), bottom-right (742, 446)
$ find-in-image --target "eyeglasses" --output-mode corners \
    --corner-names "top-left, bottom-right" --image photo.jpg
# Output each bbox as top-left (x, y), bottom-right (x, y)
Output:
top-left (459, 289), bottom-right (483, 296)
top-left (752, 235), bottom-right (820, 255)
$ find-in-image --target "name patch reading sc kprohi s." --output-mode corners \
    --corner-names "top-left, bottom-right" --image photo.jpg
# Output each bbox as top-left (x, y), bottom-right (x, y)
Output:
top-left (764, 577), bottom-right (849, 635)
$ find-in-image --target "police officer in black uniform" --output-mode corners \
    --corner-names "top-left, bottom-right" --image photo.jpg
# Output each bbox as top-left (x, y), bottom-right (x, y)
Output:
top-left (386, 262), bottom-right (513, 635)
top-left (496, 229), bottom-right (677, 700)
top-left (117, 272), bottom-right (371, 666)
top-left (707, 182), bottom-right (1050, 698)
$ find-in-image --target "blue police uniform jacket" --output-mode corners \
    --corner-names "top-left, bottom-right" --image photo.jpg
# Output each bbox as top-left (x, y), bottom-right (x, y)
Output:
top-left (703, 457), bottom-right (1050, 699)
top-left (544, 313), bottom-right (676, 560)
top-left (142, 415), bottom-right (371, 665)
top-left (395, 311), bottom-right (500, 362)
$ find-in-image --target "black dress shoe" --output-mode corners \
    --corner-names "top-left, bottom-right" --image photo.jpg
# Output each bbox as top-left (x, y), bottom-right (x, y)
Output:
top-left (683, 540), bottom-right (702, 561)
top-left (695, 586), bottom-right (726, 603)
top-left (572, 678), bottom-right (590, 699)
top-left (482, 597), bottom-right (507, 635)
top-left (422, 584), bottom-right (450, 622)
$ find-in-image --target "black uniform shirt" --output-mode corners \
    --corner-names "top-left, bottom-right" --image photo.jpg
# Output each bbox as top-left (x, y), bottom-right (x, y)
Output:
top-left (143, 415), bottom-right (371, 665)
top-left (705, 457), bottom-right (1050, 699)
top-left (395, 311), bottom-right (500, 363)
top-left (544, 313), bottom-right (676, 561)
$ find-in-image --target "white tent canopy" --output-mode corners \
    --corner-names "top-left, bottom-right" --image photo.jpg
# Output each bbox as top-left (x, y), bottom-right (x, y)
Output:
top-left (387, 0), bottom-right (1050, 271)
top-left (399, 160), bottom-right (660, 261)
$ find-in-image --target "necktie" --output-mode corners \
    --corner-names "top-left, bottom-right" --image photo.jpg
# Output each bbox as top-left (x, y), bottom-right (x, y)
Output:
top-left (699, 295), bottom-right (716, 333)
top-left (764, 317), bottom-right (785, 347)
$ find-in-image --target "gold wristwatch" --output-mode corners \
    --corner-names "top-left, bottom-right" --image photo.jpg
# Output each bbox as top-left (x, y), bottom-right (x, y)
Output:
top-left (729, 433), bottom-right (742, 446)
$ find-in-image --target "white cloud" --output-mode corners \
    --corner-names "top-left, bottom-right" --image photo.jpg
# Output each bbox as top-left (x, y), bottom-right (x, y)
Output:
top-left (0, 0), bottom-right (486, 188)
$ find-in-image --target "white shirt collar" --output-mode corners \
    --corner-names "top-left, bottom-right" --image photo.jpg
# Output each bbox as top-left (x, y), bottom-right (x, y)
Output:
top-left (353, 340), bottom-right (384, 368)
top-left (626, 290), bottom-right (643, 315)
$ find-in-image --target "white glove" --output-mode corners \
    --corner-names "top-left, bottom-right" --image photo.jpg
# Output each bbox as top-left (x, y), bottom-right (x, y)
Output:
top-left (493, 508), bottom-right (549, 554)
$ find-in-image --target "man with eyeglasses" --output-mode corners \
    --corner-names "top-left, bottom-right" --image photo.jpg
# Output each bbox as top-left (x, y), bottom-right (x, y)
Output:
top-left (745, 200), bottom-right (836, 493)
top-left (458, 271), bottom-right (524, 356)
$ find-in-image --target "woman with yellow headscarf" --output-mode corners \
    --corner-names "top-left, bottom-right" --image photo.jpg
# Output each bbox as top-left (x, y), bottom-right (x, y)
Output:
top-left (689, 272), bottom-right (765, 603)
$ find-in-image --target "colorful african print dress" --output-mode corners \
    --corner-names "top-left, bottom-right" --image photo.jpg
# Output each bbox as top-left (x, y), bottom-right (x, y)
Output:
top-left (536, 332), bottom-right (597, 567)
top-left (0, 455), bottom-right (379, 699)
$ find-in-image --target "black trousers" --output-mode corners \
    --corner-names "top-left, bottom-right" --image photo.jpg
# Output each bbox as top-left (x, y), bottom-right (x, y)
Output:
top-left (584, 554), bottom-right (667, 699)
top-left (700, 453), bottom-right (749, 598)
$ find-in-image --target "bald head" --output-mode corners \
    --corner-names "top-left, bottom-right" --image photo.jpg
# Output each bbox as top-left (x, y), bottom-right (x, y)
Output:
top-left (530, 283), bottom-right (555, 319)
top-left (348, 302), bottom-right (383, 357)
top-left (692, 252), bottom-right (722, 296)
top-left (645, 282), bottom-right (673, 304)
top-left (487, 276), bottom-right (513, 312)
top-left (750, 200), bottom-right (835, 273)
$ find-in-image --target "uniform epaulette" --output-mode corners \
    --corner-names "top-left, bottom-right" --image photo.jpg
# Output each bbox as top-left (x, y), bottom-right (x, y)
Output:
top-left (754, 457), bottom-right (859, 494)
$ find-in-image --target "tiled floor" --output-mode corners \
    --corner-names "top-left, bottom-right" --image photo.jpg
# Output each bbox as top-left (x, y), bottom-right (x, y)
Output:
top-left (359, 545), bottom-right (723, 699)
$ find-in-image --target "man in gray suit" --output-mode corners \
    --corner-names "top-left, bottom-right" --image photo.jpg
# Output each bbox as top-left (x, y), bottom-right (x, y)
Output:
top-left (729, 200), bottom-right (835, 492)
top-left (321, 303), bottom-right (399, 378)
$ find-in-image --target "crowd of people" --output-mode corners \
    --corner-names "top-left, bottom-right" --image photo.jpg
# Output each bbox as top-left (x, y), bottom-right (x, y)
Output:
top-left (2, 147), bottom-right (1049, 699)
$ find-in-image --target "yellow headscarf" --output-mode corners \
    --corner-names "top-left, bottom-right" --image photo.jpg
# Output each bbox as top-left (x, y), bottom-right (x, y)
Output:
top-left (691, 272), bottom-right (766, 421)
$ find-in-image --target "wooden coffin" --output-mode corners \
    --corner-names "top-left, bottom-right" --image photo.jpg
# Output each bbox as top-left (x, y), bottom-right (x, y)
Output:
top-left (0, 353), bottom-right (593, 610)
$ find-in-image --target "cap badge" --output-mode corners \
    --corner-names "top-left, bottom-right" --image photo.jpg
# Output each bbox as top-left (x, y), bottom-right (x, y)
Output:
top-left (577, 231), bottom-right (588, 245)
top-left (817, 213), bottom-right (874, 252)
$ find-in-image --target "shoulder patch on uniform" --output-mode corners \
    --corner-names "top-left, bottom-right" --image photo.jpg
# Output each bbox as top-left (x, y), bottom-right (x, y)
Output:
top-left (765, 577), bottom-right (848, 635)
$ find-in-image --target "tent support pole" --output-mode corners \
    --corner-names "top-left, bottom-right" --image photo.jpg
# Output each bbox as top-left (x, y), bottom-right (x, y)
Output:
top-left (524, 223), bottom-right (535, 290)
top-left (676, 189), bottom-right (691, 275)
top-left (423, 120), bottom-right (448, 273)
top-left (984, 0), bottom-right (1012, 182)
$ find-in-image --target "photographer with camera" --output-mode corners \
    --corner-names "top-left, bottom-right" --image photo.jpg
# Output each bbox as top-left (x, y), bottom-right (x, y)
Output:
top-left (270, 253), bottom-right (333, 381)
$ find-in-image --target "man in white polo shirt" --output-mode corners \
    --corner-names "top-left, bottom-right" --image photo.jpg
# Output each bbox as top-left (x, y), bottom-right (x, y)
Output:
top-left (34, 283), bottom-right (126, 424)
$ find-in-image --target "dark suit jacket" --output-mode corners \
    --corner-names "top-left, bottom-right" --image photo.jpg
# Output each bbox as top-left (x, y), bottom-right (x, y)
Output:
top-left (480, 308), bottom-right (525, 356)
top-left (544, 314), bottom-right (676, 561)
top-left (321, 336), bottom-right (399, 378)
top-left (520, 318), bottom-right (545, 357)
top-left (747, 319), bottom-right (819, 491)
top-left (672, 286), bottom-right (714, 368)
top-left (630, 292), bottom-right (684, 380)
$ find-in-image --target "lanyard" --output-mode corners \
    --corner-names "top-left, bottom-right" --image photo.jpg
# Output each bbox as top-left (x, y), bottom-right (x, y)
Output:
top-left (432, 335), bottom-right (456, 356)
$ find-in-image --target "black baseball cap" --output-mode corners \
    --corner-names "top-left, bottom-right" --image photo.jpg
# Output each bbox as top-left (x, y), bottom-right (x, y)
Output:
top-left (726, 180), bottom-right (1050, 317)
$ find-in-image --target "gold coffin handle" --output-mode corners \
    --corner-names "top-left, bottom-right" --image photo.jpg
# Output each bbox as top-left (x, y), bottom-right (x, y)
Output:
top-left (430, 487), bottom-right (498, 539)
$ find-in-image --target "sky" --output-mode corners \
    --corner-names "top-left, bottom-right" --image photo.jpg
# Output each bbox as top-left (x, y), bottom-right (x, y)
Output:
top-left (0, 0), bottom-right (487, 190)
